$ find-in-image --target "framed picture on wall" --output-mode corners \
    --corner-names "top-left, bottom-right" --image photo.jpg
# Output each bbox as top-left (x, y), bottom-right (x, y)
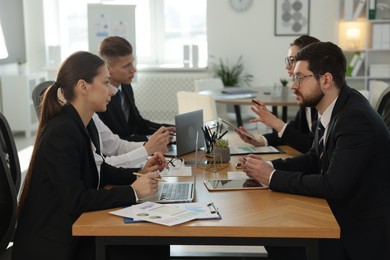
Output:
top-left (274, 0), bottom-right (310, 36)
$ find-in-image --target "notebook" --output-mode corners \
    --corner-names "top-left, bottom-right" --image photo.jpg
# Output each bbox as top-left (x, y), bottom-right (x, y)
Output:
top-left (165, 109), bottom-right (204, 157)
top-left (139, 132), bottom-right (200, 203)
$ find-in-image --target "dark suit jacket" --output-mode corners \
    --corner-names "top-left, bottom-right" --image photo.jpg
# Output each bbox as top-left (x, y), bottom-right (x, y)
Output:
top-left (13, 104), bottom-right (138, 260)
top-left (270, 86), bottom-right (390, 259)
top-left (263, 107), bottom-right (316, 153)
top-left (97, 84), bottom-right (171, 142)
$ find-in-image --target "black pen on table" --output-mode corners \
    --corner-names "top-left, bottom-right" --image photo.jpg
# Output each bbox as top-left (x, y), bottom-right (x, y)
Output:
top-left (133, 172), bottom-right (166, 182)
top-left (149, 126), bottom-right (176, 136)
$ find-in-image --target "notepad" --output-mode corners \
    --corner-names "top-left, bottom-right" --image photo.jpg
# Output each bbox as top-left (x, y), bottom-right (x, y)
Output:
top-left (230, 145), bottom-right (282, 155)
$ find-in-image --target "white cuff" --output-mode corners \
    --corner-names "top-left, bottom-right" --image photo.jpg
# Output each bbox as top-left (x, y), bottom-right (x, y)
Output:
top-left (277, 123), bottom-right (288, 138)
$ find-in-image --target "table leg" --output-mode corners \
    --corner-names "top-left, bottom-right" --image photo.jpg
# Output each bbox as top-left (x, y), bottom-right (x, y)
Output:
top-left (234, 105), bottom-right (243, 127)
top-left (96, 237), bottom-right (106, 260)
top-left (306, 239), bottom-right (319, 260)
top-left (272, 106), bottom-right (278, 117)
top-left (282, 106), bottom-right (288, 122)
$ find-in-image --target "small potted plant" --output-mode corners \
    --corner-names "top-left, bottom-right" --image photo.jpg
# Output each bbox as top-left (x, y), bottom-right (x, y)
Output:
top-left (209, 55), bottom-right (253, 87)
top-left (280, 78), bottom-right (289, 87)
top-left (17, 59), bottom-right (27, 75)
top-left (212, 139), bottom-right (230, 163)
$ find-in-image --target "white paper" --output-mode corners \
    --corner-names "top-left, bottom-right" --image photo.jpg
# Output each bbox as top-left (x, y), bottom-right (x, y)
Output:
top-left (110, 201), bottom-right (201, 226)
top-left (159, 166), bottom-right (192, 177)
top-left (229, 145), bottom-right (279, 155)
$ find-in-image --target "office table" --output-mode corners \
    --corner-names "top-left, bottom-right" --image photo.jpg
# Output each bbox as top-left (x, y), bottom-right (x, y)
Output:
top-left (200, 87), bottom-right (298, 126)
top-left (73, 145), bottom-right (340, 260)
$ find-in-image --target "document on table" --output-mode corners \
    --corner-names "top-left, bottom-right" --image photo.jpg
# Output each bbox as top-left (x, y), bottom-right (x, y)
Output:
top-left (159, 166), bottom-right (192, 177)
top-left (229, 145), bottom-right (281, 155)
top-left (111, 201), bottom-right (221, 226)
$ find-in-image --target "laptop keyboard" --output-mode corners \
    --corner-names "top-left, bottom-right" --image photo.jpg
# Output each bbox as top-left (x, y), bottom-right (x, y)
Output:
top-left (160, 183), bottom-right (190, 200)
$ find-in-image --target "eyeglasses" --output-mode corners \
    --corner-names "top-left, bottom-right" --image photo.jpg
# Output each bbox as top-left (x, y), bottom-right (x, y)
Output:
top-left (166, 157), bottom-right (183, 169)
top-left (285, 56), bottom-right (295, 67)
top-left (290, 74), bottom-right (318, 87)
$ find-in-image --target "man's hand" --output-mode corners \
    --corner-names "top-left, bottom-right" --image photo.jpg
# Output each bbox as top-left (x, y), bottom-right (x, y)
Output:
top-left (144, 127), bottom-right (170, 155)
top-left (250, 99), bottom-right (285, 133)
top-left (235, 126), bottom-right (265, 147)
top-left (239, 155), bottom-right (274, 185)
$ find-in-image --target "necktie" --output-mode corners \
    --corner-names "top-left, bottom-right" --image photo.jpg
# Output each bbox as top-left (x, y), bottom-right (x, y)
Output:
top-left (317, 120), bottom-right (325, 158)
top-left (114, 89), bottom-right (123, 108)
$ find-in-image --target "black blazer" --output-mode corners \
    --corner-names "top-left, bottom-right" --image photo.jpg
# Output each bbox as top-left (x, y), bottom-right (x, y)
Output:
top-left (13, 104), bottom-right (138, 260)
top-left (271, 86), bottom-right (390, 259)
top-left (263, 106), bottom-right (317, 153)
top-left (97, 84), bottom-right (171, 142)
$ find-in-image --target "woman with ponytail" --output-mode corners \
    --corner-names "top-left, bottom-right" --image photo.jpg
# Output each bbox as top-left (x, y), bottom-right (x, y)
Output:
top-left (12, 51), bottom-right (169, 260)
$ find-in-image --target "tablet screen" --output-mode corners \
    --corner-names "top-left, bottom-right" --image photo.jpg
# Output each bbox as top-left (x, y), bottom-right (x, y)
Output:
top-left (204, 179), bottom-right (267, 191)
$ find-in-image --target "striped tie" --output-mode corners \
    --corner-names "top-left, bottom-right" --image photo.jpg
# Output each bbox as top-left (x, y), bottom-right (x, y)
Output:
top-left (317, 121), bottom-right (325, 158)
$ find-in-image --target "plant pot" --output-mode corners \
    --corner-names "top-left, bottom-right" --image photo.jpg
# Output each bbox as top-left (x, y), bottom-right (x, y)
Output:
top-left (209, 146), bottom-right (230, 163)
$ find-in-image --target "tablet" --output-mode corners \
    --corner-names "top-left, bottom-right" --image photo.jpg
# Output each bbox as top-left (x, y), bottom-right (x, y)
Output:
top-left (204, 179), bottom-right (267, 191)
top-left (219, 118), bottom-right (258, 142)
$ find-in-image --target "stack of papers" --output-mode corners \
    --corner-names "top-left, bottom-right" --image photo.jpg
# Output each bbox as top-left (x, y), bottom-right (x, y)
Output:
top-left (110, 201), bottom-right (221, 226)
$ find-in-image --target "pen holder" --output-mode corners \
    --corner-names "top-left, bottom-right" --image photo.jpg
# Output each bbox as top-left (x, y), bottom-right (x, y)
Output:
top-left (206, 142), bottom-right (231, 163)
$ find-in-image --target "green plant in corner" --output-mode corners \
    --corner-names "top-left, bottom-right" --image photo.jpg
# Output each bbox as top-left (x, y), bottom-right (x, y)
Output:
top-left (215, 139), bottom-right (229, 148)
top-left (210, 55), bottom-right (253, 87)
top-left (280, 77), bottom-right (289, 87)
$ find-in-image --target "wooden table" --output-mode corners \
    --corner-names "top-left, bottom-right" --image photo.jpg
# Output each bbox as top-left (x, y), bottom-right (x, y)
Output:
top-left (200, 87), bottom-right (298, 126)
top-left (73, 143), bottom-right (339, 260)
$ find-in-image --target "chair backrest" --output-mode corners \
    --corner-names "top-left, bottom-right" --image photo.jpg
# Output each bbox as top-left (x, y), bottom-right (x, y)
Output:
top-left (369, 80), bottom-right (389, 108)
top-left (376, 86), bottom-right (390, 131)
top-left (32, 80), bottom-right (55, 118)
top-left (194, 78), bottom-right (224, 92)
top-left (176, 91), bottom-right (218, 122)
top-left (0, 136), bottom-right (17, 254)
top-left (0, 112), bottom-right (21, 195)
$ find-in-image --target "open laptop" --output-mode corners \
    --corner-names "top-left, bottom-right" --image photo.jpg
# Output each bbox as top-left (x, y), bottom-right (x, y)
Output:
top-left (165, 109), bottom-right (204, 157)
top-left (139, 132), bottom-right (199, 204)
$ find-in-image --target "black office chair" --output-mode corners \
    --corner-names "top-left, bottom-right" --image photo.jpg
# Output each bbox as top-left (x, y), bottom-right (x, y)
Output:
top-left (31, 80), bottom-right (55, 118)
top-left (377, 87), bottom-right (390, 131)
top-left (0, 113), bottom-right (22, 195)
top-left (0, 127), bottom-right (17, 258)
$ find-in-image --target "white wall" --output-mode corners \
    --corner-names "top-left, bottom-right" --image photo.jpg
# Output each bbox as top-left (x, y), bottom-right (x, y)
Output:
top-left (207, 0), bottom-right (340, 87)
top-left (1, 0), bottom-right (340, 82)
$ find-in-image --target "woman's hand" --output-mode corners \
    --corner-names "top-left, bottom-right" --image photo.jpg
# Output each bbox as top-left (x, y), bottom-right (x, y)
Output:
top-left (140, 152), bottom-right (167, 174)
top-left (131, 172), bottom-right (161, 198)
top-left (250, 99), bottom-right (285, 133)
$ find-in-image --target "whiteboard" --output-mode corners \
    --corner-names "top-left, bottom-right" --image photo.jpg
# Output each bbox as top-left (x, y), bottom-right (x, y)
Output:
top-left (87, 4), bottom-right (136, 56)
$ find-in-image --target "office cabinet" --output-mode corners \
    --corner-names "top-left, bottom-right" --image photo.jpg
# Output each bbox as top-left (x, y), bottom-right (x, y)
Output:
top-left (0, 73), bottom-right (47, 137)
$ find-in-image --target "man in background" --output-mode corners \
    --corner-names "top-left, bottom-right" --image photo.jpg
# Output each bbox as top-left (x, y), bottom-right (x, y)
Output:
top-left (97, 36), bottom-right (175, 142)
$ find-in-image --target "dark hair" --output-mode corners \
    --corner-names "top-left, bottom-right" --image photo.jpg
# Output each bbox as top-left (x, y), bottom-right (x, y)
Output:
top-left (290, 35), bottom-right (320, 49)
top-left (291, 35), bottom-right (320, 49)
top-left (99, 36), bottom-right (133, 64)
top-left (295, 42), bottom-right (346, 88)
top-left (18, 51), bottom-right (105, 218)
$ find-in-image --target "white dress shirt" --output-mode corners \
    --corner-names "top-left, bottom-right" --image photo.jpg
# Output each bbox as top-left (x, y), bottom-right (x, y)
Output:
top-left (92, 113), bottom-right (148, 169)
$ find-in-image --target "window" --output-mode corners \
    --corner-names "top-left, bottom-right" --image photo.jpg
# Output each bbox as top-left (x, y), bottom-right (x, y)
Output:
top-left (43, 0), bottom-right (207, 68)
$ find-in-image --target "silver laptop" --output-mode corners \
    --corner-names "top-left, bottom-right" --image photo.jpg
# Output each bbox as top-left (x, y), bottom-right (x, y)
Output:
top-left (140, 132), bottom-right (199, 204)
top-left (165, 109), bottom-right (204, 157)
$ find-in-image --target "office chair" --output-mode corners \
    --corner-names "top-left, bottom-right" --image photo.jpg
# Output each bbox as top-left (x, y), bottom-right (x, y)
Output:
top-left (31, 80), bottom-right (55, 117)
top-left (369, 80), bottom-right (389, 108)
top-left (0, 112), bottom-right (22, 196)
top-left (376, 86), bottom-right (390, 131)
top-left (193, 78), bottom-right (255, 126)
top-left (0, 115), bottom-right (18, 259)
top-left (176, 91), bottom-right (218, 123)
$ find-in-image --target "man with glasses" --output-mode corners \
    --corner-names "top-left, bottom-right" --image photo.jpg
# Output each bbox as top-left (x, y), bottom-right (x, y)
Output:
top-left (242, 42), bottom-right (390, 259)
top-left (236, 35), bottom-right (319, 153)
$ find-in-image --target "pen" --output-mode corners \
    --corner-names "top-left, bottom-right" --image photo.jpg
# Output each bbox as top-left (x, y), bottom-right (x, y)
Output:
top-left (251, 99), bottom-right (262, 107)
top-left (133, 172), bottom-right (166, 182)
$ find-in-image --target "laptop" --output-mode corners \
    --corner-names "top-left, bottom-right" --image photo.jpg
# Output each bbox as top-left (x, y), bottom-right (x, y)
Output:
top-left (139, 132), bottom-right (199, 204)
top-left (165, 109), bottom-right (204, 157)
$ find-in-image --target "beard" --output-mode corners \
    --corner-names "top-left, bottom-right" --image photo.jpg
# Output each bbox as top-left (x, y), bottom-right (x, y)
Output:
top-left (294, 82), bottom-right (324, 108)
